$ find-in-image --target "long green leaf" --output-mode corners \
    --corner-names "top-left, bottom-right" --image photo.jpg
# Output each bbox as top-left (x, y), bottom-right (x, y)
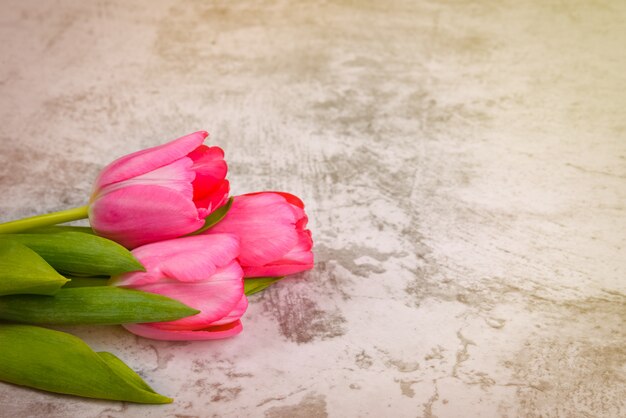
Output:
top-left (0, 324), bottom-right (172, 403)
top-left (0, 231), bottom-right (144, 276)
top-left (244, 276), bottom-right (284, 296)
top-left (97, 352), bottom-right (160, 393)
top-left (0, 286), bottom-right (199, 325)
top-left (0, 240), bottom-right (68, 296)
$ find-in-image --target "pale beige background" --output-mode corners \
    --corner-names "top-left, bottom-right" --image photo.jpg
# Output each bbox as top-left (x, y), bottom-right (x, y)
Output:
top-left (0, 1), bottom-right (625, 417)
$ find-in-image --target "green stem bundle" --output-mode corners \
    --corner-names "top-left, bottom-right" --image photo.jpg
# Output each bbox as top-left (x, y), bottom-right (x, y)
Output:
top-left (0, 205), bottom-right (89, 234)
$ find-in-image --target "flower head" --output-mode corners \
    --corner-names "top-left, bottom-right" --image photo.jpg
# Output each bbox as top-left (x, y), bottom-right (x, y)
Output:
top-left (89, 131), bottom-right (229, 248)
top-left (206, 192), bottom-right (314, 278)
top-left (110, 234), bottom-right (246, 341)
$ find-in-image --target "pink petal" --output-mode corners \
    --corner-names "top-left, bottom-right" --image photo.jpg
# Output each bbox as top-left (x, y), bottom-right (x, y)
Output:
top-left (207, 193), bottom-right (298, 266)
top-left (194, 179), bottom-right (230, 217)
top-left (94, 131), bottom-right (207, 190)
top-left (281, 229), bottom-right (314, 261)
top-left (210, 295), bottom-right (248, 326)
top-left (135, 260), bottom-right (244, 330)
top-left (243, 261), bottom-right (314, 278)
top-left (188, 145), bottom-right (228, 202)
top-left (245, 191), bottom-right (305, 209)
top-left (123, 320), bottom-right (243, 341)
top-left (112, 234), bottom-right (240, 287)
top-left (95, 157), bottom-right (196, 201)
top-left (243, 229), bottom-right (313, 277)
top-left (296, 213), bottom-right (309, 229)
top-left (134, 234), bottom-right (239, 283)
top-left (188, 145), bottom-right (225, 163)
top-left (89, 184), bottom-right (205, 248)
top-left (109, 270), bottom-right (159, 288)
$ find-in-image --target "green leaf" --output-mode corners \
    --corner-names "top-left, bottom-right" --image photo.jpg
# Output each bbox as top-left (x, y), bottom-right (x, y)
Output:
top-left (0, 286), bottom-right (199, 325)
top-left (28, 225), bottom-right (96, 235)
top-left (0, 324), bottom-right (172, 403)
top-left (188, 197), bottom-right (234, 235)
top-left (63, 276), bottom-right (108, 287)
top-left (244, 276), bottom-right (284, 296)
top-left (97, 352), bottom-right (159, 393)
top-left (0, 231), bottom-right (144, 276)
top-left (0, 240), bottom-right (68, 296)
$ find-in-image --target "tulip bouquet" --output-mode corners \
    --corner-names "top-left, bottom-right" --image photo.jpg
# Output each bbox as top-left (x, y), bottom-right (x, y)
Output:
top-left (0, 131), bottom-right (313, 403)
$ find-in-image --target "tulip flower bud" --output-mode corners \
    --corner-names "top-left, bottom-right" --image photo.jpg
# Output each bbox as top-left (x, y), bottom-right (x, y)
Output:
top-left (205, 192), bottom-right (314, 278)
top-left (89, 131), bottom-right (229, 248)
top-left (110, 234), bottom-right (247, 341)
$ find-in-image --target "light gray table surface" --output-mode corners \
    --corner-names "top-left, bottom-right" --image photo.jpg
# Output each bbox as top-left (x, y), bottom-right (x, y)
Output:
top-left (0, 1), bottom-right (624, 417)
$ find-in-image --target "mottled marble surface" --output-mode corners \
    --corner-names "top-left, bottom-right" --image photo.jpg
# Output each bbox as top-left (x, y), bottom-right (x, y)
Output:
top-left (0, 1), bottom-right (625, 417)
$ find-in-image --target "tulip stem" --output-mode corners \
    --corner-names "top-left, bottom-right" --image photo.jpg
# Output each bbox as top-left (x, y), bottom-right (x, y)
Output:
top-left (0, 205), bottom-right (90, 234)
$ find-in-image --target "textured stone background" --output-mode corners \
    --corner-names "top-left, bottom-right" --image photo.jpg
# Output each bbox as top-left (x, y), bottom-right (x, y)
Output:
top-left (0, 0), bottom-right (625, 417)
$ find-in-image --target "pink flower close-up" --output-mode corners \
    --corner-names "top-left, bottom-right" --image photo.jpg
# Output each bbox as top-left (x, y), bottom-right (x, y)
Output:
top-left (89, 131), bottom-right (229, 248)
top-left (206, 192), bottom-right (314, 278)
top-left (110, 234), bottom-right (246, 341)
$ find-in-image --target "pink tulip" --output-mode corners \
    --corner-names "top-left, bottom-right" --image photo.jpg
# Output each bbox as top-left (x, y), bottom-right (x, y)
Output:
top-left (206, 192), bottom-right (314, 278)
top-left (89, 131), bottom-right (229, 248)
top-left (110, 234), bottom-right (247, 341)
